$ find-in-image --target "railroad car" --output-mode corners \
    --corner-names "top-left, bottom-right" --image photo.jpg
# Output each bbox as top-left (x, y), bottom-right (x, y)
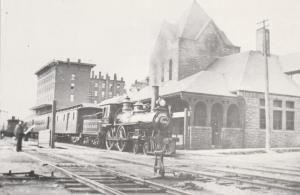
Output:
top-left (1, 116), bottom-right (19, 137)
top-left (54, 104), bottom-right (102, 142)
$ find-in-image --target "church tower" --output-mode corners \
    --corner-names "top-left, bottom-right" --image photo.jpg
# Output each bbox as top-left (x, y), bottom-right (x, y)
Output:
top-left (150, 1), bottom-right (240, 85)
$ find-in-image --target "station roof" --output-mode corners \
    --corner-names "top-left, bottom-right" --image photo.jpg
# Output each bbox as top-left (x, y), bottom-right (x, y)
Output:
top-left (279, 53), bottom-right (300, 74)
top-left (35, 60), bottom-right (96, 76)
top-left (209, 50), bottom-right (300, 97)
top-left (98, 95), bottom-right (127, 106)
top-left (130, 70), bottom-right (236, 102)
top-left (31, 104), bottom-right (52, 110)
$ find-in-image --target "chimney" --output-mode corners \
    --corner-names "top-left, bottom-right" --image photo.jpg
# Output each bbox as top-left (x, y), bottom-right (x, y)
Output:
top-left (114, 73), bottom-right (117, 80)
top-left (98, 71), bottom-right (101, 79)
top-left (256, 27), bottom-right (270, 56)
top-left (91, 71), bottom-right (94, 78)
top-left (106, 73), bottom-right (110, 80)
top-left (67, 58), bottom-right (70, 64)
top-left (78, 59), bottom-right (81, 63)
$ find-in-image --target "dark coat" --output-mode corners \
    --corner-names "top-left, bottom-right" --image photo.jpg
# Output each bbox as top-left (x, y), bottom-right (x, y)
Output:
top-left (14, 124), bottom-right (24, 138)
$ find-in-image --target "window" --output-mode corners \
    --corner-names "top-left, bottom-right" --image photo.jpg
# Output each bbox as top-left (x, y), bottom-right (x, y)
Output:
top-left (71, 74), bottom-right (76, 80)
top-left (273, 100), bottom-right (282, 108)
top-left (109, 91), bottom-right (112, 97)
top-left (70, 83), bottom-right (75, 89)
top-left (286, 101), bottom-right (294, 109)
top-left (63, 114), bottom-right (65, 121)
top-left (169, 59), bottom-right (173, 80)
top-left (70, 94), bottom-right (74, 102)
top-left (72, 112), bottom-right (75, 120)
top-left (193, 102), bottom-right (207, 126)
top-left (273, 110), bottom-right (282, 130)
top-left (161, 65), bottom-right (164, 82)
top-left (260, 99), bottom-right (265, 106)
top-left (227, 104), bottom-right (240, 128)
top-left (259, 109), bottom-right (266, 129)
top-left (95, 83), bottom-right (98, 87)
top-left (102, 83), bottom-right (105, 88)
top-left (102, 91), bottom-right (105, 97)
top-left (286, 111), bottom-right (294, 130)
top-left (94, 91), bottom-right (98, 96)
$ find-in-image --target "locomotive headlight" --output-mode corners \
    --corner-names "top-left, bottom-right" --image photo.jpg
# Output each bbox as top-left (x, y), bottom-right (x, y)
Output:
top-left (158, 98), bottom-right (166, 107)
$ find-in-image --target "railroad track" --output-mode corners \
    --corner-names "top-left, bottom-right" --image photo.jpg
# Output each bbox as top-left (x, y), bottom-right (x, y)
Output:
top-left (53, 143), bottom-right (300, 194)
top-left (22, 150), bottom-right (191, 195)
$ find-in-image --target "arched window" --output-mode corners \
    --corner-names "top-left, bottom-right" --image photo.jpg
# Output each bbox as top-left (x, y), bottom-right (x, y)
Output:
top-left (194, 101), bottom-right (207, 126)
top-left (169, 59), bottom-right (173, 80)
top-left (227, 104), bottom-right (240, 128)
top-left (161, 65), bottom-right (164, 82)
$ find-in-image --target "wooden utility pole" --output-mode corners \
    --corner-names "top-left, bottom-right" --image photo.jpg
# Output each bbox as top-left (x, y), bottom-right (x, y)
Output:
top-left (257, 19), bottom-right (271, 150)
top-left (50, 100), bottom-right (56, 148)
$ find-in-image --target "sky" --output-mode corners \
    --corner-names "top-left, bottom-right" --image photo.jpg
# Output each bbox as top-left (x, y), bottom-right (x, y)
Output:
top-left (0, 0), bottom-right (300, 119)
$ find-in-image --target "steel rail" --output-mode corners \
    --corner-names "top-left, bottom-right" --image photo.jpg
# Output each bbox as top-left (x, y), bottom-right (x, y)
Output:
top-left (22, 152), bottom-right (127, 195)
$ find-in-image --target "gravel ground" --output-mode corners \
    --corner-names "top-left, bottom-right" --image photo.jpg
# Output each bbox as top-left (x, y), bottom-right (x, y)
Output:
top-left (0, 138), bottom-right (71, 195)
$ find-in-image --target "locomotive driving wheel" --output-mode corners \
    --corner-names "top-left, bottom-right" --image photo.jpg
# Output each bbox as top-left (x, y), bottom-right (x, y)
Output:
top-left (105, 129), bottom-right (114, 150)
top-left (116, 125), bottom-right (127, 152)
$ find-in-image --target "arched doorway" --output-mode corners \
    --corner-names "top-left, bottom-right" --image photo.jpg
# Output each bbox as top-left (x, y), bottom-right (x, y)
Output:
top-left (211, 103), bottom-right (223, 147)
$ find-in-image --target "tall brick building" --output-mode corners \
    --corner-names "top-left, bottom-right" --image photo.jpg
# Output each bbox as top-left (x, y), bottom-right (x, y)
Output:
top-left (130, 1), bottom-right (300, 149)
top-left (89, 71), bottom-right (125, 104)
top-left (32, 59), bottom-right (125, 115)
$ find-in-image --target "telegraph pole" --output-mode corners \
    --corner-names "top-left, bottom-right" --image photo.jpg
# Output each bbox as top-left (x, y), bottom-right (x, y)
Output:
top-left (257, 19), bottom-right (271, 150)
top-left (50, 100), bottom-right (56, 148)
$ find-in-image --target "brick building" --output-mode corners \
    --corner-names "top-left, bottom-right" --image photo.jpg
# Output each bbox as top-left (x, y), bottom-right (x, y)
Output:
top-left (32, 59), bottom-right (125, 115)
top-left (130, 1), bottom-right (300, 149)
top-left (89, 71), bottom-right (125, 104)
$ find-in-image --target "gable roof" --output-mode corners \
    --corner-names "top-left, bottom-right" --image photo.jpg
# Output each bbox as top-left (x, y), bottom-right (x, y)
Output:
top-left (208, 51), bottom-right (300, 96)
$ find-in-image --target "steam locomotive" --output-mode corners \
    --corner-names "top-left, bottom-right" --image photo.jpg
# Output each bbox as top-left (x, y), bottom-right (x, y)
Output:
top-left (81, 96), bottom-right (177, 155)
top-left (28, 90), bottom-right (177, 155)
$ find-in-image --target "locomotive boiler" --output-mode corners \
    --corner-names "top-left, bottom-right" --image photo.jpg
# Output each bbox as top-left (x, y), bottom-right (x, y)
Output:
top-left (104, 96), bottom-right (176, 155)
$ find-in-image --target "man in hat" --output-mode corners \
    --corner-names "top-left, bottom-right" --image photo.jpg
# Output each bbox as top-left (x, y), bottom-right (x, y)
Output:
top-left (14, 121), bottom-right (24, 152)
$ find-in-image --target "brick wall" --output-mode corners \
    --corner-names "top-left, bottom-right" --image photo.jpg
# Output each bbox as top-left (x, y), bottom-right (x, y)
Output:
top-left (55, 64), bottom-right (91, 109)
top-left (221, 128), bottom-right (243, 148)
top-left (178, 22), bottom-right (240, 80)
top-left (240, 90), bottom-right (300, 147)
top-left (190, 126), bottom-right (212, 149)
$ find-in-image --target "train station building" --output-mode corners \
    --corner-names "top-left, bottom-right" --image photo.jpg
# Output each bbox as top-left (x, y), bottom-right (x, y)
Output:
top-left (129, 1), bottom-right (300, 149)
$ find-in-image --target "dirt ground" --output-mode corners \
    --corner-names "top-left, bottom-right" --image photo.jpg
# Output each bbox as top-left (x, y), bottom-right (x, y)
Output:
top-left (0, 138), bottom-right (71, 195)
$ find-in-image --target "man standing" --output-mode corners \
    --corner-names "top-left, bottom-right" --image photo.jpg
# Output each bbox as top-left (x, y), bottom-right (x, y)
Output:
top-left (14, 121), bottom-right (24, 152)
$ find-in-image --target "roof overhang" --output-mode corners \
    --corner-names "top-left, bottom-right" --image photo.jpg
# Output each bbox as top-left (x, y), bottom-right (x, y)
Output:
top-left (31, 104), bottom-right (52, 110)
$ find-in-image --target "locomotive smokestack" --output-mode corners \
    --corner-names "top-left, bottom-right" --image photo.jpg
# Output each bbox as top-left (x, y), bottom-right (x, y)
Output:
top-left (151, 86), bottom-right (159, 110)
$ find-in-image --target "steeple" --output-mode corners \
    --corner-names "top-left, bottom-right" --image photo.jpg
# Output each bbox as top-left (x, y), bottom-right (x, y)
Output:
top-left (178, 0), bottom-right (211, 39)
